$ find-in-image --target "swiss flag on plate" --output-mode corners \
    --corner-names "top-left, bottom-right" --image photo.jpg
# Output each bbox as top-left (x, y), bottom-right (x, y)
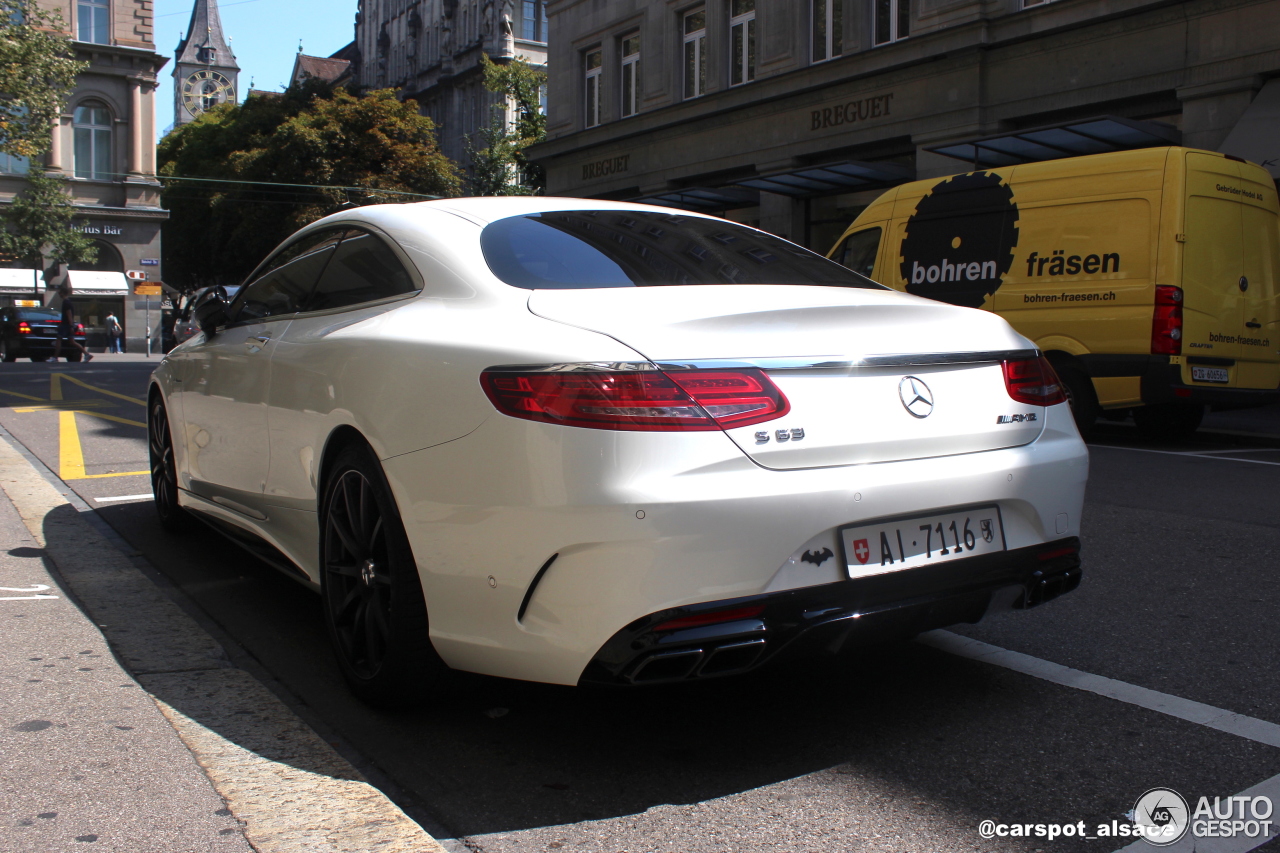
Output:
top-left (852, 539), bottom-right (870, 565)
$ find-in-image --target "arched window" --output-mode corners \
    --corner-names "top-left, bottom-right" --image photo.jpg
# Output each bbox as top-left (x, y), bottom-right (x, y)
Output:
top-left (69, 240), bottom-right (124, 273)
top-left (73, 103), bottom-right (112, 181)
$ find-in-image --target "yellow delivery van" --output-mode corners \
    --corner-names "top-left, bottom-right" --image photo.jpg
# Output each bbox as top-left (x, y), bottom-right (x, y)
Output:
top-left (828, 147), bottom-right (1280, 437)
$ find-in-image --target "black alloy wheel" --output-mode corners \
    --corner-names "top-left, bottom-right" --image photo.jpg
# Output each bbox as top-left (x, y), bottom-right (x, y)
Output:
top-left (321, 443), bottom-right (443, 708)
top-left (148, 396), bottom-right (192, 531)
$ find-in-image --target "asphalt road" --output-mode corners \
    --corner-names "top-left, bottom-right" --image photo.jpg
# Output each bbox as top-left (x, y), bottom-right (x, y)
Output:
top-left (2, 357), bottom-right (1278, 853)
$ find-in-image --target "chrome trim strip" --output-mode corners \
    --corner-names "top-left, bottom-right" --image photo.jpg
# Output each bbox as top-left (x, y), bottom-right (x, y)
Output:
top-left (484, 350), bottom-right (1038, 374)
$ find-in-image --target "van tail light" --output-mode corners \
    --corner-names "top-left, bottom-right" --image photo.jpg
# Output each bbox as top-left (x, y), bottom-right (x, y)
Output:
top-left (1151, 285), bottom-right (1183, 355)
top-left (480, 368), bottom-right (790, 431)
top-left (1002, 355), bottom-right (1067, 406)
top-left (17, 321), bottom-right (30, 335)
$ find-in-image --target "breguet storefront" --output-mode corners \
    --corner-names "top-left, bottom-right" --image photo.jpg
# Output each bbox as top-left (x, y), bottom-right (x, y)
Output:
top-left (531, 0), bottom-right (1280, 255)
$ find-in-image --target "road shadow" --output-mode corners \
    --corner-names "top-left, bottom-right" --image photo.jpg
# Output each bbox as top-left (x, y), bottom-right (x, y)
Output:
top-left (44, 503), bottom-right (1280, 848)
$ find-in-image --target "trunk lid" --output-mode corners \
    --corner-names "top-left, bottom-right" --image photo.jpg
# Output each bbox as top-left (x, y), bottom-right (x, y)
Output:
top-left (528, 285), bottom-right (1046, 469)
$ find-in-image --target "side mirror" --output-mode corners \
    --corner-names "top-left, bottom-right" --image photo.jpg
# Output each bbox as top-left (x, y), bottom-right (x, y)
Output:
top-left (192, 286), bottom-right (230, 337)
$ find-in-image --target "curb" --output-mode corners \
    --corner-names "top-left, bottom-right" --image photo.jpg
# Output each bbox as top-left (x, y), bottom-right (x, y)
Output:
top-left (0, 430), bottom-right (448, 853)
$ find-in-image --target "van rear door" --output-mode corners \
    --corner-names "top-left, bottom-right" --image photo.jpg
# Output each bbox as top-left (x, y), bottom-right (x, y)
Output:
top-left (1236, 167), bottom-right (1280, 391)
top-left (1182, 153), bottom-right (1245, 370)
top-left (1182, 153), bottom-right (1280, 388)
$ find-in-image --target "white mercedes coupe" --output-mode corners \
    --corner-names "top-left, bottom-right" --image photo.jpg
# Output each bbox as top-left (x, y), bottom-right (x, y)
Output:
top-left (149, 198), bottom-right (1088, 706)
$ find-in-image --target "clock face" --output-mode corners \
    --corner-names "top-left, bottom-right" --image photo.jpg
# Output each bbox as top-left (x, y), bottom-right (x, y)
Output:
top-left (182, 70), bottom-right (233, 115)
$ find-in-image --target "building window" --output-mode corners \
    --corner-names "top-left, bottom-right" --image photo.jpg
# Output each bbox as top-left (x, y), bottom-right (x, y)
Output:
top-left (683, 9), bottom-right (706, 99)
top-left (521, 0), bottom-right (547, 41)
top-left (813, 0), bottom-right (842, 62)
top-left (0, 152), bottom-right (29, 175)
top-left (584, 48), bottom-right (602, 128)
top-left (620, 35), bottom-right (640, 118)
top-left (729, 0), bottom-right (755, 86)
top-left (77, 0), bottom-right (110, 44)
top-left (874, 0), bottom-right (908, 45)
top-left (73, 103), bottom-right (112, 181)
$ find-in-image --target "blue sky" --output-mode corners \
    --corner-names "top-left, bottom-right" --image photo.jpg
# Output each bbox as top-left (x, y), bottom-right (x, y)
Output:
top-left (153, 0), bottom-right (358, 137)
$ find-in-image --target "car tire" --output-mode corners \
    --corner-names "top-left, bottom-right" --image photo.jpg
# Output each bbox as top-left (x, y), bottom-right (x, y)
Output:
top-left (30, 355), bottom-right (47, 363)
top-left (0, 340), bottom-right (13, 362)
top-left (148, 396), bottom-right (193, 532)
top-left (1133, 402), bottom-right (1205, 441)
top-left (1054, 364), bottom-right (1099, 438)
top-left (320, 442), bottom-right (445, 708)
top-left (67, 351), bottom-right (82, 363)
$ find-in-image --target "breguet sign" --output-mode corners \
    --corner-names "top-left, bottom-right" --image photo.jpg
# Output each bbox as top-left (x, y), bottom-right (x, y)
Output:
top-left (810, 92), bottom-right (895, 131)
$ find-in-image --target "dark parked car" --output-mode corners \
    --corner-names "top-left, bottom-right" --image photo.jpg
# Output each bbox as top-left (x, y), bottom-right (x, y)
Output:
top-left (0, 306), bottom-right (87, 362)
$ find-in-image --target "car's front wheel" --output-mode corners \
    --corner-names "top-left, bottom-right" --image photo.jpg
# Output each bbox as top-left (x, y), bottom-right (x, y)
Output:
top-left (148, 395), bottom-right (192, 532)
top-left (320, 442), bottom-right (445, 708)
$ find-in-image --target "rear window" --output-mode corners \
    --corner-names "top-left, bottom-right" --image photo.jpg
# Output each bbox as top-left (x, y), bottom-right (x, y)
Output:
top-left (481, 210), bottom-right (887, 290)
top-left (16, 309), bottom-right (60, 321)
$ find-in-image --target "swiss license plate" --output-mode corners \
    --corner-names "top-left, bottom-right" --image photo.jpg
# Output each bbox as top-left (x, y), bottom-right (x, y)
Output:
top-left (840, 507), bottom-right (1005, 578)
top-left (1191, 366), bottom-right (1229, 383)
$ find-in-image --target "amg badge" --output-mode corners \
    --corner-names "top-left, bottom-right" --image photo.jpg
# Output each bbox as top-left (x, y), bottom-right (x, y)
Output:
top-left (996, 413), bottom-right (1038, 424)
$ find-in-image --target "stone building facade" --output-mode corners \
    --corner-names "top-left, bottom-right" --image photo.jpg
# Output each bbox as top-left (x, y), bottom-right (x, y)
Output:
top-left (530, 0), bottom-right (1280, 252)
top-left (0, 0), bottom-right (168, 353)
top-left (353, 0), bottom-right (548, 170)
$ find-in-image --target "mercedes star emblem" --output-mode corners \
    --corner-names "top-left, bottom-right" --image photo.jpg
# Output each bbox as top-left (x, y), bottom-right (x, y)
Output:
top-left (899, 376), bottom-right (934, 418)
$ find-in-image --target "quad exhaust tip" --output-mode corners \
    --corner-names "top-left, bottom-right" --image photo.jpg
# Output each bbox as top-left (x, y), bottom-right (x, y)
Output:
top-left (628, 638), bottom-right (768, 684)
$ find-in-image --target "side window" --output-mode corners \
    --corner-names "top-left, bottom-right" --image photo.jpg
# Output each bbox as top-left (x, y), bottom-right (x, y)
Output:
top-left (230, 229), bottom-right (345, 323)
top-left (835, 227), bottom-right (882, 278)
top-left (304, 229), bottom-right (417, 312)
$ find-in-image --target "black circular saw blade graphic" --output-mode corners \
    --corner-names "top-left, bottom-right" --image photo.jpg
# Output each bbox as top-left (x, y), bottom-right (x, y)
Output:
top-left (899, 172), bottom-right (1019, 309)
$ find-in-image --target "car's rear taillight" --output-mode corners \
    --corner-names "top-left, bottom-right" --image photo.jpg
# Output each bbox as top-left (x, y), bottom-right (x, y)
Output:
top-left (17, 321), bottom-right (30, 335)
top-left (1002, 356), bottom-right (1067, 406)
top-left (75, 323), bottom-right (85, 336)
top-left (1151, 285), bottom-right (1183, 355)
top-left (480, 368), bottom-right (789, 431)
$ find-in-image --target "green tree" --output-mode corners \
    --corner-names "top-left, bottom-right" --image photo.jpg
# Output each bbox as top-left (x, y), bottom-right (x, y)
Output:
top-left (469, 55), bottom-right (546, 195)
top-left (0, 171), bottom-right (97, 269)
top-left (158, 80), bottom-right (462, 288)
top-left (0, 0), bottom-right (85, 159)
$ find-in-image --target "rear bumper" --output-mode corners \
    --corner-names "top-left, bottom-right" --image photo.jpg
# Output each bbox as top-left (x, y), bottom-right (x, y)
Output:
top-left (1078, 354), bottom-right (1280, 408)
top-left (580, 537), bottom-right (1082, 685)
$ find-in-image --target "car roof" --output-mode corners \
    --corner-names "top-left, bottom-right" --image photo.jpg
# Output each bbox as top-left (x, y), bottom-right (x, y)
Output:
top-left (315, 196), bottom-right (724, 230)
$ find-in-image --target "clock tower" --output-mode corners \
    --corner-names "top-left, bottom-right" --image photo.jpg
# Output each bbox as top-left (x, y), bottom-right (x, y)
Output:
top-left (173, 0), bottom-right (239, 127)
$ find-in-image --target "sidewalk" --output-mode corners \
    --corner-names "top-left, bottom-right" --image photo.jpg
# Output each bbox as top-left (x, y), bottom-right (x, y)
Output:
top-left (0, 462), bottom-right (250, 851)
top-left (0, 430), bottom-right (448, 852)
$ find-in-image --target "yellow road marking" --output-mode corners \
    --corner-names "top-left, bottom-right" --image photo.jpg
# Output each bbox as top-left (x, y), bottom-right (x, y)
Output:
top-left (78, 410), bottom-right (146, 429)
top-left (50, 372), bottom-right (62, 401)
top-left (0, 387), bottom-right (47, 404)
top-left (55, 372), bottom-right (147, 406)
top-left (14, 400), bottom-right (114, 412)
top-left (59, 410), bottom-right (85, 479)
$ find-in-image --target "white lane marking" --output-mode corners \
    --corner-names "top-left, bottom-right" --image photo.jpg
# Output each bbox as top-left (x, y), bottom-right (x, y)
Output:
top-left (0, 583), bottom-right (58, 600)
top-left (1112, 772), bottom-right (1280, 853)
top-left (920, 631), bottom-right (1280, 748)
top-left (1091, 445), bottom-right (1280, 467)
top-left (93, 493), bottom-right (154, 503)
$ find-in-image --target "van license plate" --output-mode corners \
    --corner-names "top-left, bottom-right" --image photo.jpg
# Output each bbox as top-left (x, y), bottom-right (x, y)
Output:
top-left (1191, 366), bottom-right (1229, 383)
top-left (840, 507), bottom-right (1005, 579)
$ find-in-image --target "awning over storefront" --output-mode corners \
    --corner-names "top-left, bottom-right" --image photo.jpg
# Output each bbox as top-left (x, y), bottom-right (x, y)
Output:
top-left (0, 269), bottom-right (42, 295)
top-left (67, 271), bottom-right (129, 295)
top-left (729, 160), bottom-right (914, 197)
top-left (926, 116), bottom-right (1180, 168)
top-left (632, 186), bottom-right (760, 211)
top-left (1219, 79), bottom-right (1280, 179)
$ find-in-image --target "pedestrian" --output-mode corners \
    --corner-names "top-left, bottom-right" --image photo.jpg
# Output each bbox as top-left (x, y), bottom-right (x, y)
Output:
top-left (105, 311), bottom-right (123, 353)
top-left (50, 284), bottom-right (92, 363)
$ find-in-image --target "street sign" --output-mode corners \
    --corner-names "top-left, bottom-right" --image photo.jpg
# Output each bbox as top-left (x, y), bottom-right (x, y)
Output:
top-left (126, 270), bottom-right (146, 280)
top-left (140, 258), bottom-right (159, 266)
top-left (134, 284), bottom-right (163, 295)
